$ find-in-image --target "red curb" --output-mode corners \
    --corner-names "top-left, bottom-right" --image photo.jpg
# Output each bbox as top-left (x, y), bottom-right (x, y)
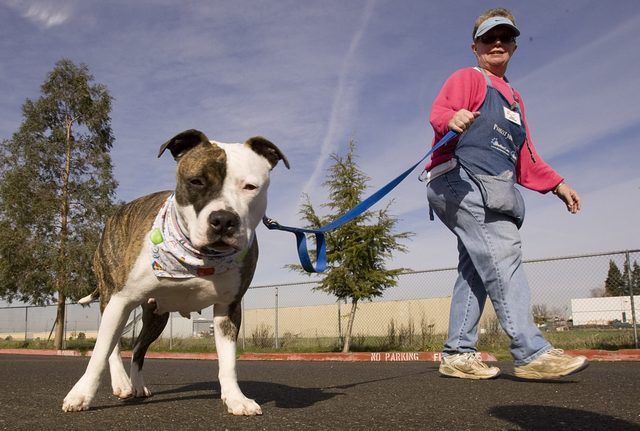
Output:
top-left (565, 349), bottom-right (640, 361)
top-left (2, 348), bottom-right (639, 361)
top-left (0, 348), bottom-right (86, 357)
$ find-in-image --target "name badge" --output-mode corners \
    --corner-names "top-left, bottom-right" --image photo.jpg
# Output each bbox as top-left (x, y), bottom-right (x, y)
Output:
top-left (503, 106), bottom-right (521, 126)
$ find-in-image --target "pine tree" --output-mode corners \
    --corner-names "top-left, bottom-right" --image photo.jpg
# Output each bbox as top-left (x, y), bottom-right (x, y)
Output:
top-left (632, 261), bottom-right (640, 296)
top-left (0, 59), bottom-right (117, 349)
top-left (604, 261), bottom-right (624, 297)
top-left (291, 140), bottom-right (413, 352)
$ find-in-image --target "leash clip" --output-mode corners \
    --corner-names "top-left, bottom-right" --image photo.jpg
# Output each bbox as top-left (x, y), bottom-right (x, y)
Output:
top-left (262, 216), bottom-right (280, 229)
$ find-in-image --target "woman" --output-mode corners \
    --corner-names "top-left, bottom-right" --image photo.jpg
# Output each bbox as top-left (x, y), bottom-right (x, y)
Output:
top-left (425, 8), bottom-right (587, 380)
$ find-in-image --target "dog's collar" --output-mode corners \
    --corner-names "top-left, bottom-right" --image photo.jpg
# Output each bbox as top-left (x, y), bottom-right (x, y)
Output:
top-left (148, 194), bottom-right (249, 278)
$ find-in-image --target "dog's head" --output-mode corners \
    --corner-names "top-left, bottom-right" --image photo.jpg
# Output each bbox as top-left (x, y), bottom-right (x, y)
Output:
top-left (158, 129), bottom-right (289, 253)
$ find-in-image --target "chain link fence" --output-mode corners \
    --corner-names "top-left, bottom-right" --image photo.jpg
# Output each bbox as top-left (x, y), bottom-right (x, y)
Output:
top-left (1, 250), bottom-right (638, 351)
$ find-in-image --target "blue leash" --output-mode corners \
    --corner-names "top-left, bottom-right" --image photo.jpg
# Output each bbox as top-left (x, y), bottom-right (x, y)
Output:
top-left (262, 131), bottom-right (458, 273)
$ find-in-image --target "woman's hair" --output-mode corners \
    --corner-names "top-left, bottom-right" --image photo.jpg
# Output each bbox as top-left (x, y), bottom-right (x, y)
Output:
top-left (472, 8), bottom-right (517, 39)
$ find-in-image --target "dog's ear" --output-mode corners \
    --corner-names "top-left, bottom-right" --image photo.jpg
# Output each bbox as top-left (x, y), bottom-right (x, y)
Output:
top-left (245, 136), bottom-right (290, 170)
top-left (158, 129), bottom-right (210, 159)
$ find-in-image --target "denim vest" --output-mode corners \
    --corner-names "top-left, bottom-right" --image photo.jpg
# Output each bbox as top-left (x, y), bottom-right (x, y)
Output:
top-left (453, 69), bottom-right (528, 228)
top-left (454, 68), bottom-right (526, 176)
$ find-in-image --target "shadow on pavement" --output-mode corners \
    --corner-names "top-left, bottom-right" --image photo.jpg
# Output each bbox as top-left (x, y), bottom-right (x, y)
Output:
top-left (90, 370), bottom-right (432, 411)
top-left (490, 404), bottom-right (640, 431)
top-left (496, 373), bottom-right (582, 384)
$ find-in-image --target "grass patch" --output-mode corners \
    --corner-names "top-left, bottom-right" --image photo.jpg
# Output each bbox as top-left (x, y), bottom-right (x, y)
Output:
top-left (545, 328), bottom-right (637, 351)
top-left (0, 337), bottom-right (96, 352)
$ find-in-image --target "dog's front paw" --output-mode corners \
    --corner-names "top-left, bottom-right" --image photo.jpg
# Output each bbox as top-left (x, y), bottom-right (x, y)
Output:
top-left (222, 396), bottom-right (262, 416)
top-left (62, 376), bottom-right (98, 412)
top-left (62, 391), bottom-right (92, 412)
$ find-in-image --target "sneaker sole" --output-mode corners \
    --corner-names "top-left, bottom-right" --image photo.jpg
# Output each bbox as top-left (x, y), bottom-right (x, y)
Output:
top-left (514, 359), bottom-right (589, 380)
top-left (439, 365), bottom-right (501, 380)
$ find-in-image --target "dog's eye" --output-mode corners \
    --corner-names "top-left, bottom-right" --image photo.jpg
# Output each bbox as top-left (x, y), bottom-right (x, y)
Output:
top-left (189, 177), bottom-right (205, 188)
top-left (243, 183), bottom-right (258, 191)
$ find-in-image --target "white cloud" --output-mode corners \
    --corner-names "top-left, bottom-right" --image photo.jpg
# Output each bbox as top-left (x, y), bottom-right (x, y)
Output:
top-left (2, 0), bottom-right (73, 28)
top-left (25, 3), bottom-right (70, 27)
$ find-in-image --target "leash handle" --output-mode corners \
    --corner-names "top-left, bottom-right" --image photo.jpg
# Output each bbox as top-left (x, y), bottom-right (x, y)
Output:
top-left (263, 131), bottom-right (458, 273)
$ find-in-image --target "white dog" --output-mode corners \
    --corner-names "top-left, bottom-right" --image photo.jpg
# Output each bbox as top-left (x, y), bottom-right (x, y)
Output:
top-left (62, 129), bottom-right (288, 415)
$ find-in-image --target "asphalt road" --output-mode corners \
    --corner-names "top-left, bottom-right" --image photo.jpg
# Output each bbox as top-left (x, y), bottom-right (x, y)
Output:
top-left (1, 355), bottom-right (639, 431)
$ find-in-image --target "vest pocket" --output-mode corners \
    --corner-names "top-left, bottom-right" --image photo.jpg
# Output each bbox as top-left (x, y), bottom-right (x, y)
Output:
top-left (474, 172), bottom-right (525, 228)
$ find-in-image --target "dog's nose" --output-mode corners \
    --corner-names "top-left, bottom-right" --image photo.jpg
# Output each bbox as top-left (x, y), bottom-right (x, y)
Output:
top-left (208, 210), bottom-right (240, 236)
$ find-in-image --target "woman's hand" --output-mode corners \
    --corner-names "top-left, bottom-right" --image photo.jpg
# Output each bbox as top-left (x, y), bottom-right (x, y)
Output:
top-left (448, 109), bottom-right (481, 133)
top-left (553, 182), bottom-right (581, 214)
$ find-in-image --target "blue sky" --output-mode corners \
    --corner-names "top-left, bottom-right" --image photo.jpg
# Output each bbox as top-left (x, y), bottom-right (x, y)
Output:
top-left (1, 0), bottom-right (639, 287)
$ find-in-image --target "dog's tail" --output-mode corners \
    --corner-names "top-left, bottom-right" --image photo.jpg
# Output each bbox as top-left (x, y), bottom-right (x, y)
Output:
top-left (77, 289), bottom-right (100, 306)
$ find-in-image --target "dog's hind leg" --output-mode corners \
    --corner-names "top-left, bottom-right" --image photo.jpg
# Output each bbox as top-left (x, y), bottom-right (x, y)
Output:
top-left (63, 295), bottom-right (136, 412)
top-left (129, 300), bottom-right (169, 397)
top-left (213, 301), bottom-right (261, 416)
top-left (109, 342), bottom-right (134, 399)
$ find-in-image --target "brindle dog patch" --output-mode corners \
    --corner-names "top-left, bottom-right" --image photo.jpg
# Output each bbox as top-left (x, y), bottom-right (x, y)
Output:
top-left (175, 143), bottom-right (227, 214)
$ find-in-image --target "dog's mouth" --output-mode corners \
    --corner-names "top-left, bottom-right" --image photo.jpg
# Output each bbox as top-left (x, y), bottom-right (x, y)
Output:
top-left (200, 240), bottom-right (240, 255)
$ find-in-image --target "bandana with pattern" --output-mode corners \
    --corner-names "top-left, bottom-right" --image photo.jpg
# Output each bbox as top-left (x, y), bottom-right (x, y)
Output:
top-left (149, 194), bottom-right (248, 278)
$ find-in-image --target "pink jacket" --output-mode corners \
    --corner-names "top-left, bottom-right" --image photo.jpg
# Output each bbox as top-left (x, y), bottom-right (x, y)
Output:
top-left (427, 67), bottom-right (563, 193)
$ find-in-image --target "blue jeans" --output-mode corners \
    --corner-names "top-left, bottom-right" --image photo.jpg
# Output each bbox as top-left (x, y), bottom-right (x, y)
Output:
top-left (427, 166), bottom-right (551, 365)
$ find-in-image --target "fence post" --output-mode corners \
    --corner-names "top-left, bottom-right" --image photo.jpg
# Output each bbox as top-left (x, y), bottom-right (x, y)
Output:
top-left (169, 312), bottom-right (173, 350)
top-left (24, 307), bottom-right (28, 341)
top-left (625, 251), bottom-right (639, 348)
top-left (63, 300), bottom-right (68, 350)
top-left (274, 287), bottom-right (279, 349)
top-left (338, 301), bottom-right (342, 348)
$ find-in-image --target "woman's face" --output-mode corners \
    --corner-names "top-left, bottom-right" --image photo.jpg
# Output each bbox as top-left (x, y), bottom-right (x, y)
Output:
top-left (472, 25), bottom-right (518, 75)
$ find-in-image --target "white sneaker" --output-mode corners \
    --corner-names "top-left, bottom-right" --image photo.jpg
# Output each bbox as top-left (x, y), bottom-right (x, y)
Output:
top-left (515, 349), bottom-right (588, 380)
top-left (439, 352), bottom-right (500, 380)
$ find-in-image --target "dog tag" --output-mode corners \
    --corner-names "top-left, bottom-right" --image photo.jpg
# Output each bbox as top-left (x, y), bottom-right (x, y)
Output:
top-left (150, 228), bottom-right (164, 245)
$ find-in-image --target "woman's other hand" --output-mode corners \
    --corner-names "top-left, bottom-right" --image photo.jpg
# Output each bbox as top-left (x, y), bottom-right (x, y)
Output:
top-left (553, 182), bottom-right (581, 214)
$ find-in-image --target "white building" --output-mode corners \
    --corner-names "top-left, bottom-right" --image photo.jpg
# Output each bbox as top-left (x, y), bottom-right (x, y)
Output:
top-left (571, 295), bottom-right (640, 326)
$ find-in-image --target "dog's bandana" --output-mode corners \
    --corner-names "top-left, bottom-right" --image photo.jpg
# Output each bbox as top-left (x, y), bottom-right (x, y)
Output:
top-left (149, 194), bottom-right (248, 278)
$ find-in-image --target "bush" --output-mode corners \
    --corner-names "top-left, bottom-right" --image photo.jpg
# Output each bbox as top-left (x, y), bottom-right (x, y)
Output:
top-left (420, 316), bottom-right (438, 350)
top-left (280, 332), bottom-right (300, 349)
top-left (250, 323), bottom-right (273, 348)
top-left (385, 319), bottom-right (419, 350)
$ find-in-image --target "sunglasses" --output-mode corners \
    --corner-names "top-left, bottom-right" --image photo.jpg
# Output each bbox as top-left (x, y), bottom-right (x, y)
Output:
top-left (477, 33), bottom-right (516, 44)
